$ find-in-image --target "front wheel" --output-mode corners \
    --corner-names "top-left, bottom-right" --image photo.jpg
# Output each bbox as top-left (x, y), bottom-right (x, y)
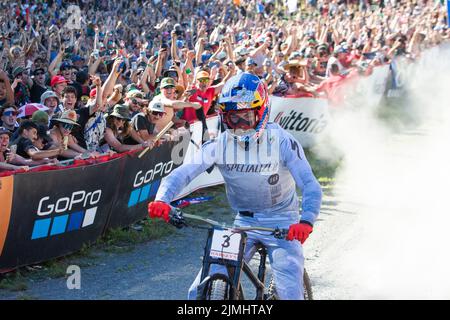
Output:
top-left (208, 279), bottom-right (229, 300)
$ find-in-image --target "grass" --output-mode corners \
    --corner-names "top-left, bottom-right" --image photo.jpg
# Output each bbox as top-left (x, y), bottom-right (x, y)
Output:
top-left (0, 271), bottom-right (28, 292)
top-left (101, 218), bottom-right (174, 247)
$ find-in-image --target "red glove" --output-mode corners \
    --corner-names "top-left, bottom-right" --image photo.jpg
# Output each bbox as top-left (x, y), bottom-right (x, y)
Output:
top-left (148, 201), bottom-right (171, 222)
top-left (287, 223), bottom-right (313, 244)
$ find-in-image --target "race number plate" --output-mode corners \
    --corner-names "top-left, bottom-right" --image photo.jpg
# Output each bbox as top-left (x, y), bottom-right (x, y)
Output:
top-left (209, 229), bottom-right (242, 261)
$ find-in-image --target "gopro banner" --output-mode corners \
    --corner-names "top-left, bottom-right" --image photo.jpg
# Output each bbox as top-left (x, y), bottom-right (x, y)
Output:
top-left (106, 142), bottom-right (182, 230)
top-left (0, 158), bottom-right (122, 270)
top-left (269, 96), bottom-right (330, 148)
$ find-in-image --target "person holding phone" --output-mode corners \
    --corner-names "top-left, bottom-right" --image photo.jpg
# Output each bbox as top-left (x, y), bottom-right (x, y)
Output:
top-left (181, 69), bottom-right (233, 123)
top-left (0, 127), bottom-right (30, 171)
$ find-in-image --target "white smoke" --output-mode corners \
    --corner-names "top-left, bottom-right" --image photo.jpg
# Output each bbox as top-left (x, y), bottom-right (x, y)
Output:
top-left (313, 43), bottom-right (450, 299)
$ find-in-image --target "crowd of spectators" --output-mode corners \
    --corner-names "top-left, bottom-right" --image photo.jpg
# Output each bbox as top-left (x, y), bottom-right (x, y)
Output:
top-left (1, 0), bottom-right (449, 171)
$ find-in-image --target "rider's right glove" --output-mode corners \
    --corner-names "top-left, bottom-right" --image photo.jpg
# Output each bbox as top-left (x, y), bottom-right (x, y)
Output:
top-left (148, 201), bottom-right (171, 222)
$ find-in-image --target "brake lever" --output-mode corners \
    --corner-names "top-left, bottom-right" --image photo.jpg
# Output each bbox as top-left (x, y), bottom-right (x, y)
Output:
top-left (272, 227), bottom-right (288, 240)
top-left (169, 208), bottom-right (186, 229)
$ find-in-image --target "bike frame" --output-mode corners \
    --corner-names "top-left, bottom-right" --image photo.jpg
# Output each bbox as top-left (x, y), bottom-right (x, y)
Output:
top-left (199, 225), bottom-right (269, 300)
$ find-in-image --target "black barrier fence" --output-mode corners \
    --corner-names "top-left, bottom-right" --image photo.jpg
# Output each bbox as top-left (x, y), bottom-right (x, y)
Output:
top-left (0, 141), bottom-right (182, 270)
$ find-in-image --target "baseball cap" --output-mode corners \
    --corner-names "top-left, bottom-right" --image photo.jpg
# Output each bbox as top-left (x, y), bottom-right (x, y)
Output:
top-left (0, 127), bottom-right (11, 136)
top-left (160, 77), bottom-right (176, 88)
top-left (334, 45), bottom-right (348, 54)
top-left (126, 89), bottom-right (144, 99)
top-left (12, 66), bottom-right (27, 78)
top-left (216, 51), bottom-right (227, 61)
top-left (33, 67), bottom-right (46, 75)
top-left (237, 47), bottom-right (250, 56)
top-left (246, 57), bottom-right (257, 66)
top-left (60, 62), bottom-right (73, 71)
top-left (31, 110), bottom-right (49, 126)
top-left (89, 88), bottom-right (97, 98)
top-left (148, 97), bottom-right (165, 113)
top-left (196, 71), bottom-right (210, 80)
top-left (50, 75), bottom-right (69, 87)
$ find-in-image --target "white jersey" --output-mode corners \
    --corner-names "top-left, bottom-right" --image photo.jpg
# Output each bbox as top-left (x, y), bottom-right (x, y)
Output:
top-left (156, 122), bottom-right (322, 226)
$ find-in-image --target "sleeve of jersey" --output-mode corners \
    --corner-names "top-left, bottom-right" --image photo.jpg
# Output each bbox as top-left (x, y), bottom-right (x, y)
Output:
top-left (155, 139), bottom-right (217, 203)
top-left (280, 131), bottom-right (322, 226)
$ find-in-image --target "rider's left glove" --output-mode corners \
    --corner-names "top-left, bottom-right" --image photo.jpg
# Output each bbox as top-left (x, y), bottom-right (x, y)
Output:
top-left (287, 222), bottom-right (313, 244)
top-left (148, 201), bottom-right (171, 222)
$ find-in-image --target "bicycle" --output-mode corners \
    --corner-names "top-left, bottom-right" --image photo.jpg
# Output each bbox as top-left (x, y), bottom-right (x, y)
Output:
top-left (169, 208), bottom-right (314, 300)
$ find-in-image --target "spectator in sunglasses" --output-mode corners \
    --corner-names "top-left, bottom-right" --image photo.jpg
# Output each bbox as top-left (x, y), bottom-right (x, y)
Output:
top-left (124, 89), bottom-right (148, 117)
top-left (182, 70), bottom-right (232, 123)
top-left (101, 104), bottom-right (151, 153)
top-left (132, 97), bottom-right (166, 142)
top-left (0, 104), bottom-right (19, 136)
top-left (30, 68), bottom-right (48, 103)
top-left (49, 110), bottom-right (91, 159)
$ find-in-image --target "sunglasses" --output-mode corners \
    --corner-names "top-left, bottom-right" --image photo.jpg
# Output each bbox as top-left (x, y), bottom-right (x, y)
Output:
top-left (62, 123), bottom-right (74, 131)
top-left (35, 71), bottom-right (45, 76)
top-left (3, 110), bottom-right (18, 117)
top-left (131, 98), bottom-right (147, 107)
top-left (114, 117), bottom-right (126, 122)
top-left (151, 111), bottom-right (165, 116)
top-left (198, 78), bottom-right (210, 83)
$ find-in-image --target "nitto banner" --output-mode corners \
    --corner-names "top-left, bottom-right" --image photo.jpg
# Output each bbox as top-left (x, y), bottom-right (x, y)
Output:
top-left (0, 158), bottom-right (122, 269)
top-left (269, 96), bottom-right (330, 148)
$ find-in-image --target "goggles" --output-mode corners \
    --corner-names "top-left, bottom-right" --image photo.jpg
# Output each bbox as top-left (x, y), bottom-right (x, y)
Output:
top-left (223, 108), bottom-right (258, 130)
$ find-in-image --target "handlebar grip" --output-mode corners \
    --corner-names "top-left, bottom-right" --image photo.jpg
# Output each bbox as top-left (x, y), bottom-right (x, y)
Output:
top-left (168, 207), bottom-right (185, 229)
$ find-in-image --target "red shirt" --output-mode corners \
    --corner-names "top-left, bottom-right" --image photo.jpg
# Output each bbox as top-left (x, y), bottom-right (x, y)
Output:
top-left (316, 71), bottom-right (360, 106)
top-left (182, 87), bottom-right (216, 122)
top-left (316, 74), bottom-right (348, 107)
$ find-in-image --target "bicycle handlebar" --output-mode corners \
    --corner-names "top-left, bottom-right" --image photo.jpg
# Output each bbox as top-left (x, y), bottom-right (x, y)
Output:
top-left (169, 208), bottom-right (289, 240)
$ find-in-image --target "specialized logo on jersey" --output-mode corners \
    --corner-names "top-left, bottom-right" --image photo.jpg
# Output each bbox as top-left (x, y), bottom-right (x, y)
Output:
top-left (225, 163), bottom-right (279, 173)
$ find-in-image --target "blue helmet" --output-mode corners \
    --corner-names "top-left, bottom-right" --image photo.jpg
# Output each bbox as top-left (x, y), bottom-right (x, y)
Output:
top-left (218, 72), bottom-right (270, 141)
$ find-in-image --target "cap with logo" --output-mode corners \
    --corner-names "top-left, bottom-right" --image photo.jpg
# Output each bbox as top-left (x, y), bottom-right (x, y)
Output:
top-left (160, 77), bottom-right (176, 88)
top-left (50, 75), bottom-right (69, 87)
top-left (148, 96), bottom-right (165, 113)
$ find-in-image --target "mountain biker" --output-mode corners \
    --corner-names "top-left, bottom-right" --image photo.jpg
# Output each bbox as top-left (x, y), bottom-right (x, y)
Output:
top-left (148, 72), bottom-right (322, 300)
